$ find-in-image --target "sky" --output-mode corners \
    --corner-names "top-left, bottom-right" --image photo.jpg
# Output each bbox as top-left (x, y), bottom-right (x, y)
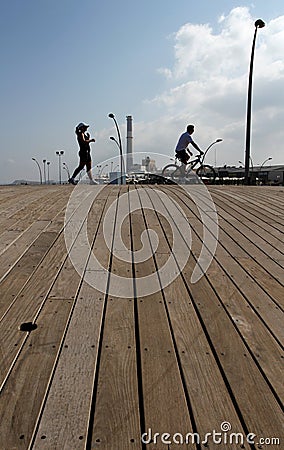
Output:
top-left (0, 0), bottom-right (283, 184)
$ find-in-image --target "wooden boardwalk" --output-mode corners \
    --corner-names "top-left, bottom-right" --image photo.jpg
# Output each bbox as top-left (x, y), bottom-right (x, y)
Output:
top-left (0, 184), bottom-right (283, 450)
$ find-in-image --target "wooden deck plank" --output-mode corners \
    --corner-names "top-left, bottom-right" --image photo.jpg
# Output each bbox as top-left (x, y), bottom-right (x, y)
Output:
top-left (0, 186), bottom-right (44, 214)
top-left (183, 184), bottom-right (283, 325)
top-left (193, 186), bottom-right (284, 270)
top-left (0, 189), bottom-right (64, 253)
top-left (139, 186), bottom-right (246, 448)
top-left (0, 297), bottom-right (74, 450)
top-left (211, 185), bottom-right (284, 223)
top-left (164, 188), bottom-right (284, 400)
top-left (210, 186), bottom-right (284, 232)
top-left (0, 189), bottom-right (72, 319)
top-left (0, 186), bottom-right (63, 235)
top-left (0, 230), bottom-right (59, 321)
top-left (173, 186), bottom-right (284, 333)
top-left (0, 186), bottom-right (109, 449)
top-left (89, 186), bottom-right (142, 450)
top-left (222, 186), bottom-right (284, 219)
top-left (216, 228), bottom-right (284, 302)
top-left (31, 186), bottom-right (137, 449)
top-left (130, 187), bottom-right (193, 449)
top-left (0, 193), bottom-right (71, 283)
top-left (158, 185), bottom-right (283, 440)
top-left (210, 199), bottom-right (284, 264)
top-left (0, 188), bottom-right (93, 387)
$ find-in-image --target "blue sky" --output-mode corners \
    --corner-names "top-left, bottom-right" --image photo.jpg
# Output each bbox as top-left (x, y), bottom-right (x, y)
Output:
top-left (0, 0), bottom-right (283, 183)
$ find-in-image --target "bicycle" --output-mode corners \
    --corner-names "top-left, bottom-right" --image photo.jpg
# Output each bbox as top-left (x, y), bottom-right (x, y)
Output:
top-left (161, 139), bottom-right (222, 184)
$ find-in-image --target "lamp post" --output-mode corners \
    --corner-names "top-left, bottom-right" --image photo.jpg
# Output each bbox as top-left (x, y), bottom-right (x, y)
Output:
top-left (63, 162), bottom-right (70, 180)
top-left (244, 19), bottom-right (265, 185)
top-left (55, 150), bottom-right (64, 184)
top-left (110, 136), bottom-right (126, 182)
top-left (259, 156), bottom-right (272, 185)
top-left (47, 161), bottom-right (50, 184)
top-left (240, 157), bottom-right (253, 174)
top-left (43, 159), bottom-right (47, 184)
top-left (108, 113), bottom-right (125, 184)
top-left (99, 164), bottom-right (108, 177)
top-left (32, 158), bottom-right (42, 184)
top-left (260, 157), bottom-right (272, 171)
top-left (98, 164), bottom-right (108, 183)
top-left (62, 165), bottom-right (69, 182)
top-left (202, 139), bottom-right (222, 166)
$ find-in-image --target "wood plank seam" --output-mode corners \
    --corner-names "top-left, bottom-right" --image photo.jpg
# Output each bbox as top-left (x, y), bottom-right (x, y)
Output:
top-left (164, 185), bottom-right (284, 341)
top-left (191, 187), bottom-right (284, 284)
top-left (209, 187), bottom-right (284, 230)
top-left (134, 185), bottom-right (201, 440)
top-left (139, 186), bottom-right (253, 440)
top-left (209, 190), bottom-right (284, 255)
top-left (176, 186), bottom-right (284, 311)
top-left (156, 186), bottom-right (283, 410)
top-left (0, 190), bottom-right (95, 392)
top-left (29, 188), bottom-right (117, 449)
top-left (209, 194), bottom-right (284, 259)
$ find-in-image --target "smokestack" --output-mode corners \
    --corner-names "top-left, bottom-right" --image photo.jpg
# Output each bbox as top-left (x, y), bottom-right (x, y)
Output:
top-left (126, 115), bottom-right (133, 172)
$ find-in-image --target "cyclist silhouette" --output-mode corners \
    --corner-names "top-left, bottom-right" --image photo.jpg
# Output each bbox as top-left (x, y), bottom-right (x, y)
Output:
top-left (175, 124), bottom-right (203, 174)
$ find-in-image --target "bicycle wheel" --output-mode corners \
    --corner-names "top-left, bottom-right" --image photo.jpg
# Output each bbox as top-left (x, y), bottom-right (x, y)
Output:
top-left (196, 165), bottom-right (216, 184)
top-left (161, 164), bottom-right (183, 182)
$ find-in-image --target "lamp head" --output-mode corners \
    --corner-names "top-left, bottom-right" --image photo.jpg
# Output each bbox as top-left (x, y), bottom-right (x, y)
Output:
top-left (216, 139), bottom-right (223, 143)
top-left (110, 136), bottom-right (115, 141)
top-left (255, 19), bottom-right (265, 28)
top-left (108, 113), bottom-right (115, 119)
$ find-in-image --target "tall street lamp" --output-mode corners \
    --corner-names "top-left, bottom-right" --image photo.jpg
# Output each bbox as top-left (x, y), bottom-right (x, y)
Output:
top-left (99, 164), bottom-right (108, 177)
top-left (43, 159), bottom-right (47, 184)
top-left (98, 163), bottom-right (108, 183)
top-left (108, 113), bottom-right (125, 184)
top-left (203, 139), bottom-right (222, 166)
top-left (259, 156), bottom-right (272, 185)
top-left (32, 157), bottom-right (42, 184)
top-left (55, 150), bottom-right (64, 184)
top-left (47, 162), bottom-right (50, 184)
top-left (244, 19), bottom-right (265, 185)
top-left (260, 157), bottom-right (272, 171)
top-left (63, 162), bottom-right (70, 180)
top-left (110, 136), bottom-right (126, 180)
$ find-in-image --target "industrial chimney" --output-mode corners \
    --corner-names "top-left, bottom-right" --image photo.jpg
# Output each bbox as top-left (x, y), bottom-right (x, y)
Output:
top-left (126, 115), bottom-right (133, 173)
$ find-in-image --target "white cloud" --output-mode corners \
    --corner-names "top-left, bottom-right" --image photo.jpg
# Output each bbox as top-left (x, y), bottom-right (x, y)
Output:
top-left (138, 7), bottom-right (284, 167)
top-left (160, 7), bottom-right (254, 81)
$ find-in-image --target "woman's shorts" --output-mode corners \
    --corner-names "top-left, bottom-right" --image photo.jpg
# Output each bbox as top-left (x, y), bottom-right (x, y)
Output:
top-left (79, 151), bottom-right (91, 163)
